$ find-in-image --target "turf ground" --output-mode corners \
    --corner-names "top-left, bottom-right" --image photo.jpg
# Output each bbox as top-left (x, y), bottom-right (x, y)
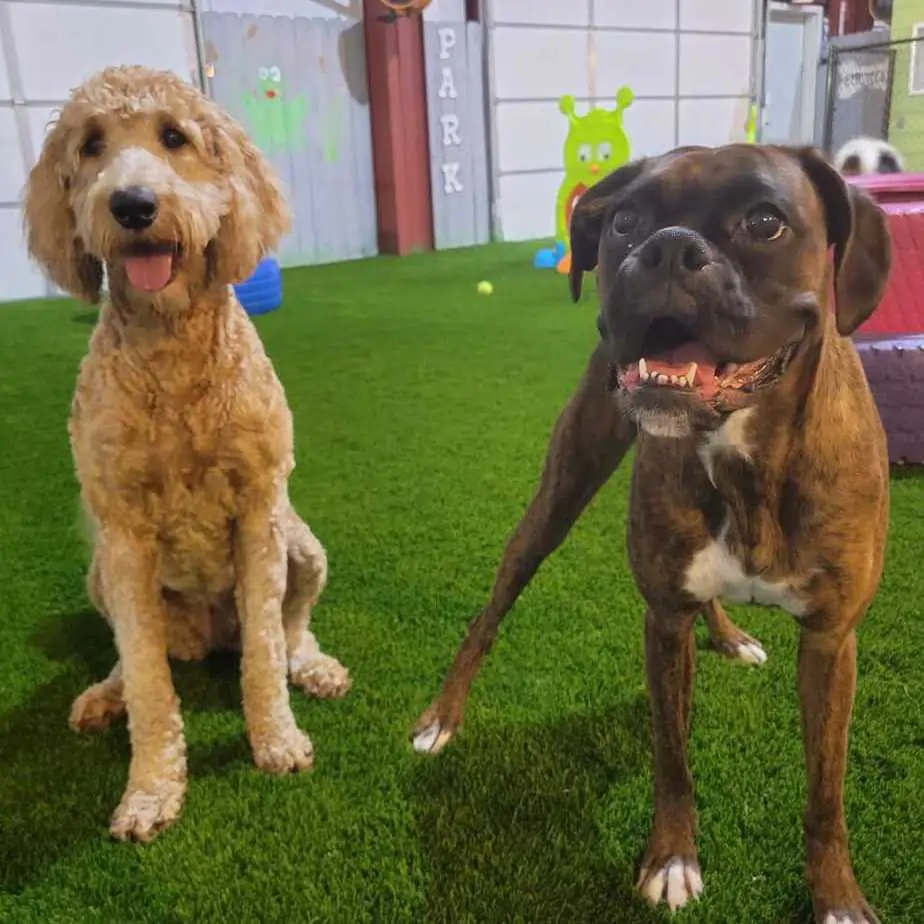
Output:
top-left (0, 243), bottom-right (922, 923)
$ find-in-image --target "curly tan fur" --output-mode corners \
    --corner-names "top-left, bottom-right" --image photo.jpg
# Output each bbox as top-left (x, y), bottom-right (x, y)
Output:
top-left (24, 66), bottom-right (351, 843)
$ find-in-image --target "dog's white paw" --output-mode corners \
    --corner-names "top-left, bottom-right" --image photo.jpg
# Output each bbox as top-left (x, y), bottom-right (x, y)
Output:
top-left (822, 911), bottom-right (880, 924)
top-left (110, 781), bottom-right (185, 843)
top-left (728, 639), bottom-right (768, 666)
top-left (252, 729), bottom-right (315, 775)
top-left (70, 682), bottom-right (126, 733)
top-left (412, 720), bottom-right (455, 756)
top-left (291, 654), bottom-right (352, 699)
top-left (638, 856), bottom-right (703, 911)
top-left (713, 634), bottom-right (768, 666)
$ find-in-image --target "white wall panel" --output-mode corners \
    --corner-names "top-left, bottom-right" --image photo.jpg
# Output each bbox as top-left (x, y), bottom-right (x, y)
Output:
top-left (205, 0), bottom-right (361, 17)
top-left (492, 0), bottom-right (590, 27)
top-left (0, 110), bottom-right (26, 202)
top-left (496, 101), bottom-right (576, 174)
top-left (425, 0), bottom-right (464, 20)
top-left (679, 33), bottom-right (752, 97)
top-left (620, 99), bottom-right (676, 157)
top-left (491, 27), bottom-right (589, 100)
top-left (10, 4), bottom-right (198, 101)
top-left (678, 97), bottom-right (750, 146)
top-left (679, 0), bottom-right (754, 34)
top-left (498, 171), bottom-right (561, 241)
top-left (595, 30), bottom-right (677, 98)
top-left (0, 36), bottom-right (12, 101)
top-left (0, 208), bottom-right (51, 301)
top-left (594, 0), bottom-right (676, 30)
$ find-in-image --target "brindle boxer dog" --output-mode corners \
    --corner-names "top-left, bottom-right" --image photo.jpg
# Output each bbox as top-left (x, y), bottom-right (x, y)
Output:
top-left (412, 144), bottom-right (892, 924)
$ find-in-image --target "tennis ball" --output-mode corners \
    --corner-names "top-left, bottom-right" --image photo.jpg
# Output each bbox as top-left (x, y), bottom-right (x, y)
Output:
top-left (477, 280), bottom-right (494, 295)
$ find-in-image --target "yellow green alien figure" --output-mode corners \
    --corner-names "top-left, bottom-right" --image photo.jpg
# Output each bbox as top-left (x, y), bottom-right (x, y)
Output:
top-left (534, 87), bottom-right (634, 275)
top-left (242, 65), bottom-right (307, 155)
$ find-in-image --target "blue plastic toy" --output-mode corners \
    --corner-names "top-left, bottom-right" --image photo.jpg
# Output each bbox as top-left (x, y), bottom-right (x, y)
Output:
top-left (533, 241), bottom-right (565, 270)
top-left (233, 256), bottom-right (283, 316)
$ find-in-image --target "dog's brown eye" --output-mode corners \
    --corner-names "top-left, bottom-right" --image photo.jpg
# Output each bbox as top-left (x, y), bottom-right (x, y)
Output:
top-left (612, 210), bottom-right (638, 235)
top-left (80, 131), bottom-right (104, 158)
top-left (161, 125), bottom-right (188, 150)
top-left (745, 208), bottom-right (786, 242)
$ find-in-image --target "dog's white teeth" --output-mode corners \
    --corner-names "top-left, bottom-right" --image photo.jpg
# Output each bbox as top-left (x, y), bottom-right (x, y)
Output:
top-left (657, 374), bottom-right (669, 385)
top-left (687, 363), bottom-right (698, 386)
top-left (638, 358), bottom-right (649, 379)
top-left (669, 375), bottom-right (679, 386)
top-left (678, 375), bottom-right (688, 387)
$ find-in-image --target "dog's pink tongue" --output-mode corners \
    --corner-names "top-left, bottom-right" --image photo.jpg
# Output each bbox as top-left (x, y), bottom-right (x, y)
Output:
top-left (646, 343), bottom-right (718, 396)
top-left (647, 344), bottom-right (716, 379)
top-left (124, 254), bottom-right (173, 292)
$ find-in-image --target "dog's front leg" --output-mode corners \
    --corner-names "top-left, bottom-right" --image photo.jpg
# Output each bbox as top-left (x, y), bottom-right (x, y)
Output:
top-left (799, 626), bottom-right (879, 924)
top-left (97, 534), bottom-right (187, 843)
top-left (235, 509), bottom-right (314, 774)
top-left (638, 605), bottom-right (704, 912)
top-left (411, 345), bottom-right (636, 755)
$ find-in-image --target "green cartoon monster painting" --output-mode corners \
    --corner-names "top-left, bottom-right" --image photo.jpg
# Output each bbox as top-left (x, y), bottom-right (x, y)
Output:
top-left (242, 65), bottom-right (307, 154)
top-left (534, 86), bottom-right (634, 275)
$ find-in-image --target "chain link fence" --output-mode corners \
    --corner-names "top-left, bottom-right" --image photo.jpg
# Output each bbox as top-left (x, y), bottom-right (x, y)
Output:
top-left (823, 33), bottom-right (924, 169)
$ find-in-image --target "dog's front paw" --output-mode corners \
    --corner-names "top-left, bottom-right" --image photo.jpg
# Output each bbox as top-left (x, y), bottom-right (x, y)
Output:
top-left (820, 910), bottom-right (881, 924)
top-left (290, 654), bottom-right (352, 699)
top-left (70, 681), bottom-right (126, 733)
top-left (637, 855), bottom-right (703, 911)
top-left (110, 781), bottom-right (185, 843)
top-left (411, 702), bottom-right (460, 756)
top-left (251, 729), bottom-right (315, 774)
top-left (714, 634), bottom-right (768, 666)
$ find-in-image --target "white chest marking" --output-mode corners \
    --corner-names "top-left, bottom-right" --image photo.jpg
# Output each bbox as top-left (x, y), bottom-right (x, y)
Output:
top-left (683, 526), bottom-right (809, 616)
top-left (688, 407), bottom-right (808, 617)
top-left (697, 407), bottom-right (755, 487)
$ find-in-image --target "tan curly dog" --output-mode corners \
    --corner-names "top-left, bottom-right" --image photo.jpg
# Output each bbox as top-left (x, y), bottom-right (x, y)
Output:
top-left (23, 65), bottom-right (351, 843)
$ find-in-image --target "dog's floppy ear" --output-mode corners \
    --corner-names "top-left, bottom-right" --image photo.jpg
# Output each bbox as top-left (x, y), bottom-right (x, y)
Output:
top-left (23, 120), bottom-right (103, 303)
top-left (792, 147), bottom-right (892, 336)
top-left (206, 110), bottom-right (292, 285)
top-left (569, 158), bottom-right (648, 302)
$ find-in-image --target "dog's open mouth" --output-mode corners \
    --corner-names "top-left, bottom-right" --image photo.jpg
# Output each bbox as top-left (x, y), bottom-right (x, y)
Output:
top-left (122, 242), bottom-right (181, 293)
top-left (612, 317), bottom-right (794, 406)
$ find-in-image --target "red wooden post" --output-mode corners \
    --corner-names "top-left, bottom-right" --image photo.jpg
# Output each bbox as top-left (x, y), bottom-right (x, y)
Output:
top-left (362, 0), bottom-right (434, 254)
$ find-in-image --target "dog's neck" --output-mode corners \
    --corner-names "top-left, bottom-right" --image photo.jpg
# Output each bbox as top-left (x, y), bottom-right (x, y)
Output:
top-left (699, 314), bottom-right (846, 501)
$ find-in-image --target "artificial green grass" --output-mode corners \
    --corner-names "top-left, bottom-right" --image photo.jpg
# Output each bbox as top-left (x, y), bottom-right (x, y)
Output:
top-left (0, 243), bottom-right (922, 924)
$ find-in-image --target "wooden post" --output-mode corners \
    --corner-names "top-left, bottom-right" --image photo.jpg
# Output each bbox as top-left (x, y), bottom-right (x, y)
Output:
top-left (362, 1), bottom-right (434, 254)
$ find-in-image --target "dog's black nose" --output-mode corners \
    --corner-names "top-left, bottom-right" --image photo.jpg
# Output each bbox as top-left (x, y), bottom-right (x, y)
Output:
top-left (109, 186), bottom-right (158, 231)
top-left (638, 226), bottom-right (711, 275)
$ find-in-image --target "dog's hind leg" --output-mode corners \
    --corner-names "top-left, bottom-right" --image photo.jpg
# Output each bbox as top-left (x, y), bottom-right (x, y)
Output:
top-left (282, 511), bottom-right (351, 699)
top-left (70, 661), bottom-right (125, 732)
top-left (70, 554), bottom-right (126, 732)
top-left (702, 599), bottom-right (767, 666)
top-left (412, 344), bottom-right (636, 755)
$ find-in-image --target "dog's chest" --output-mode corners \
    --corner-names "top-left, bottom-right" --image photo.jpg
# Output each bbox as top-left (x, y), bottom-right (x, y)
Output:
top-left (683, 527), bottom-right (809, 616)
top-left (682, 410), bottom-right (810, 617)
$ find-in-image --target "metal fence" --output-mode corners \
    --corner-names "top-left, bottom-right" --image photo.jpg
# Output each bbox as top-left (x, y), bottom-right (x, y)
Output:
top-left (823, 33), bottom-right (924, 171)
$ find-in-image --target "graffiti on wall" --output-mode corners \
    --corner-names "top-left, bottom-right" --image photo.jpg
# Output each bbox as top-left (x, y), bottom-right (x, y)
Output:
top-left (242, 65), bottom-right (308, 154)
top-left (202, 11), bottom-right (378, 267)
